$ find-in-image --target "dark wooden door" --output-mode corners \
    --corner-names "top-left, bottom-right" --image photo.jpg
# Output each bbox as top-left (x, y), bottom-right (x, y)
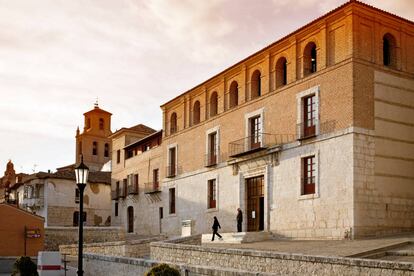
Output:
top-left (127, 206), bottom-right (134, 233)
top-left (246, 176), bottom-right (264, 232)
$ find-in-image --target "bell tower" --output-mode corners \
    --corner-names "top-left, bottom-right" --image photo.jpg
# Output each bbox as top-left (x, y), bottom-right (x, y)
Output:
top-left (76, 102), bottom-right (112, 171)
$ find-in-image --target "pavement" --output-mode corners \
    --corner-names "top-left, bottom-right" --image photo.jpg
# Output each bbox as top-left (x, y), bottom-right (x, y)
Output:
top-left (203, 232), bottom-right (414, 261)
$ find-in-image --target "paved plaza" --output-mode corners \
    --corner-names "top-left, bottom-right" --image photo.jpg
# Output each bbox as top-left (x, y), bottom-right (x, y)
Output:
top-left (203, 233), bottom-right (414, 261)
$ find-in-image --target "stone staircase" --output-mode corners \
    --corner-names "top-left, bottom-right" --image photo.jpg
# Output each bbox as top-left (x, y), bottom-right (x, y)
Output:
top-left (202, 231), bottom-right (272, 244)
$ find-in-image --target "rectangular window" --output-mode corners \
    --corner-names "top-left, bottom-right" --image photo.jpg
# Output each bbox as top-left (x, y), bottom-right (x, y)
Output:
top-left (303, 95), bottom-right (316, 137)
top-left (169, 188), bottom-right (176, 214)
top-left (134, 174), bottom-right (139, 194)
top-left (207, 132), bottom-right (217, 166)
top-left (153, 169), bottom-right (159, 190)
top-left (104, 143), bottom-right (109, 157)
top-left (168, 147), bottom-right (177, 177)
top-left (117, 150), bottom-right (121, 164)
top-left (249, 115), bottom-right (261, 150)
top-left (123, 178), bottom-right (127, 196)
top-left (75, 188), bottom-right (80, 204)
top-left (115, 202), bottom-right (119, 217)
top-left (208, 179), bottom-right (216, 209)
top-left (92, 141), bottom-right (98, 155)
top-left (302, 156), bottom-right (316, 195)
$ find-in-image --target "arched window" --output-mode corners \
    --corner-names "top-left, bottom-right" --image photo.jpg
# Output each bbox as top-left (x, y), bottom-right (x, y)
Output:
top-left (303, 42), bottom-right (317, 76)
top-left (229, 81), bottom-right (238, 109)
top-left (251, 70), bottom-right (261, 99)
top-left (383, 33), bottom-right (396, 67)
top-left (276, 57), bottom-right (287, 88)
top-left (92, 141), bottom-right (98, 155)
top-left (170, 112), bottom-right (177, 134)
top-left (104, 143), bottom-right (109, 157)
top-left (210, 92), bottom-right (218, 117)
top-left (127, 206), bottom-right (134, 233)
top-left (99, 118), bottom-right (104, 130)
top-left (193, 101), bottom-right (201, 125)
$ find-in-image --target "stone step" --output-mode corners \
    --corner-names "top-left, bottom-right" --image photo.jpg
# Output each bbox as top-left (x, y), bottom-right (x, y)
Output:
top-left (202, 231), bottom-right (272, 244)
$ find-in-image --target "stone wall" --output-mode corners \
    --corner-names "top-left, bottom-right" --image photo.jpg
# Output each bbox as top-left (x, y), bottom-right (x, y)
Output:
top-left (45, 226), bottom-right (125, 250)
top-left (59, 236), bottom-right (164, 258)
top-left (83, 253), bottom-right (275, 276)
top-left (150, 241), bottom-right (414, 275)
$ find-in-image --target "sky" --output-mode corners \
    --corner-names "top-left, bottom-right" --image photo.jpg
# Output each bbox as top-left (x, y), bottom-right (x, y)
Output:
top-left (0, 0), bottom-right (413, 173)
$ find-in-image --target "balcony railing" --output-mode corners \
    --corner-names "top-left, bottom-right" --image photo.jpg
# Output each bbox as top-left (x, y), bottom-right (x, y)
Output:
top-left (119, 187), bottom-right (127, 199)
top-left (144, 182), bottom-right (161, 194)
top-left (22, 197), bottom-right (44, 208)
top-left (111, 190), bottom-right (119, 200)
top-left (229, 133), bottom-right (295, 157)
top-left (205, 153), bottom-right (218, 167)
top-left (128, 184), bottom-right (139, 195)
top-left (296, 120), bottom-right (336, 140)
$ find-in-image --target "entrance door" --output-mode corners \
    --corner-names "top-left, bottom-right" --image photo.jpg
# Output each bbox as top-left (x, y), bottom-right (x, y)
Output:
top-left (246, 176), bottom-right (265, 232)
top-left (127, 206), bottom-right (134, 233)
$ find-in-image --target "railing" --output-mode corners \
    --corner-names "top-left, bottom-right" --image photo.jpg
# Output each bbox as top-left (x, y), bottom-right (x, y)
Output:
top-left (166, 166), bottom-right (177, 178)
top-left (229, 133), bottom-right (295, 157)
top-left (111, 190), bottom-right (119, 200)
top-left (119, 187), bottom-right (127, 199)
top-left (23, 197), bottom-right (44, 208)
top-left (128, 184), bottom-right (139, 195)
top-left (296, 120), bottom-right (336, 140)
top-left (204, 153), bottom-right (218, 167)
top-left (144, 182), bottom-right (161, 194)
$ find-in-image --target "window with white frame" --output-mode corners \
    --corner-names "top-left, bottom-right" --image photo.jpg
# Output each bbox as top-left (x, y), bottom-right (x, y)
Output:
top-left (167, 145), bottom-right (177, 177)
top-left (207, 179), bottom-right (217, 209)
top-left (206, 127), bottom-right (220, 167)
top-left (297, 86), bottom-right (319, 139)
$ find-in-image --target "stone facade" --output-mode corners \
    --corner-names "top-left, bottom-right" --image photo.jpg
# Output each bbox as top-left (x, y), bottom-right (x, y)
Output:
top-left (149, 239), bottom-right (414, 275)
top-left (45, 226), bottom-right (125, 250)
top-left (15, 172), bottom-right (112, 227)
top-left (59, 236), bottom-right (164, 258)
top-left (111, 1), bottom-right (414, 239)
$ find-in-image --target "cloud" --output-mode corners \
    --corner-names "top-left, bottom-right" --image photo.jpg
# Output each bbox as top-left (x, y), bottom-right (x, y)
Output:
top-left (0, 0), bottom-right (412, 173)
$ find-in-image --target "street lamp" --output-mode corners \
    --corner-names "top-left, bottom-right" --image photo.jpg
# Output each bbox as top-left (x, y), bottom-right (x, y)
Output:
top-left (74, 155), bottom-right (89, 276)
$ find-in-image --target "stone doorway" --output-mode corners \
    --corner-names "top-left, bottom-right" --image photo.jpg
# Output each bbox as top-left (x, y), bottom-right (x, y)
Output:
top-left (246, 175), bottom-right (265, 232)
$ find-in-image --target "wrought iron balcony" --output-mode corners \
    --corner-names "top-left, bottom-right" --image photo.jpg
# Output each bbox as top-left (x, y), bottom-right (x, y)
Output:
top-left (119, 187), bottom-right (127, 199)
top-left (144, 182), bottom-right (161, 194)
top-left (228, 133), bottom-right (294, 157)
top-left (166, 165), bottom-right (180, 178)
top-left (128, 184), bottom-right (139, 195)
top-left (205, 153), bottom-right (218, 167)
top-left (111, 190), bottom-right (119, 200)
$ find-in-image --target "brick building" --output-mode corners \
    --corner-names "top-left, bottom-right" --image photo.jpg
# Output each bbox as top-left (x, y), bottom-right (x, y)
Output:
top-left (111, 0), bottom-right (414, 239)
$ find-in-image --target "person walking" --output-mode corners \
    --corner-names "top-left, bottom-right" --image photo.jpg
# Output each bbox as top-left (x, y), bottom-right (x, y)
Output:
top-left (237, 208), bottom-right (243, 232)
top-left (211, 216), bottom-right (223, 241)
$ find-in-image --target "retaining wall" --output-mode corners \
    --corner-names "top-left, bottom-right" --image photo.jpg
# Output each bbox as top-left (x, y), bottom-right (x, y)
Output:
top-left (83, 253), bottom-right (275, 276)
top-left (60, 236), bottom-right (164, 258)
top-left (150, 239), bottom-right (414, 275)
top-left (45, 226), bottom-right (125, 250)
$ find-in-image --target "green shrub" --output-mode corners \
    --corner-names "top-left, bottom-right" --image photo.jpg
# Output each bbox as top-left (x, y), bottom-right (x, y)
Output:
top-left (145, 263), bottom-right (180, 276)
top-left (12, 256), bottom-right (38, 276)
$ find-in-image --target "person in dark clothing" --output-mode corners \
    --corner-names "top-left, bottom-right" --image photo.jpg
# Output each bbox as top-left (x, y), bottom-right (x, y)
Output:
top-left (211, 216), bottom-right (223, 241)
top-left (237, 208), bottom-right (243, 232)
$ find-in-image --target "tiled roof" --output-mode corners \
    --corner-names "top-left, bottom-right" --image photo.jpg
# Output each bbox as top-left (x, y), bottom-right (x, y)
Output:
top-left (128, 124), bottom-right (156, 134)
top-left (23, 170), bottom-right (111, 185)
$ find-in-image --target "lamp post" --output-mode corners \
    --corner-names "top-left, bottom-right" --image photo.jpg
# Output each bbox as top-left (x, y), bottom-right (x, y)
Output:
top-left (74, 155), bottom-right (89, 276)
